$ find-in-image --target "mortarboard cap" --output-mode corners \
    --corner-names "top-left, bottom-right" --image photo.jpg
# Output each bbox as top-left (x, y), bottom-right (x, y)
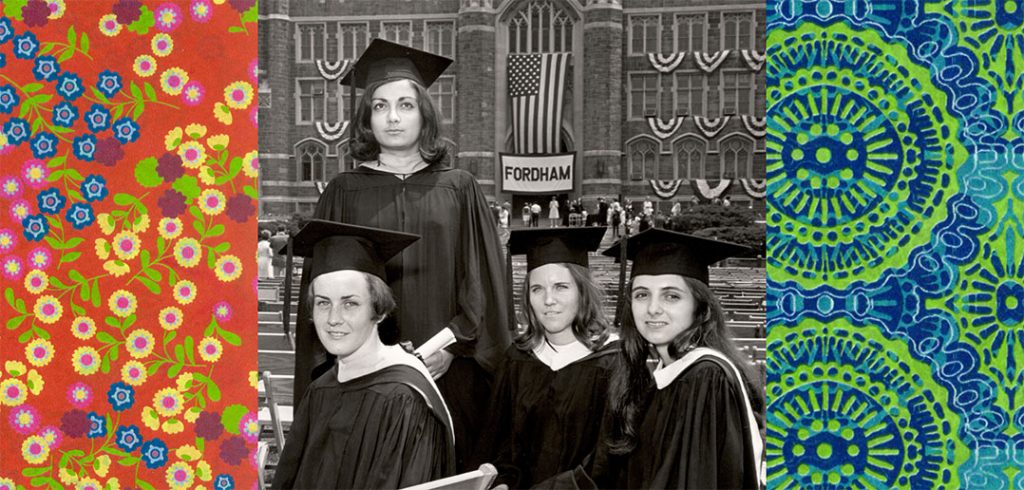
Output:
top-left (286, 219), bottom-right (419, 281)
top-left (339, 38), bottom-right (452, 89)
top-left (602, 228), bottom-right (752, 284)
top-left (509, 227), bottom-right (607, 272)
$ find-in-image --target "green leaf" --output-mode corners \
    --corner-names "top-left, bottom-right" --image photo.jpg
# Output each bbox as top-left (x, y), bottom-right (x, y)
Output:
top-left (81, 33), bottom-right (90, 54)
top-left (117, 456), bottom-right (140, 466)
top-left (15, 298), bottom-right (26, 313)
top-left (47, 154), bottom-right (67, 168)
top-left (60, 252), bottom-right (82, 264)
top-left (167, 363), bottom-right (183, 379)
top-left (90, 87), bottom-right (110, 104)
top-left (22, 83), bottom-right (44, 94)
top-left (17, 329), bottom-right (33, 343)
top-left (105, 316), bottom-right (121, 329)
top-left (112, 105), bottom-right (124, 120)
top-left (138, 277), bottom-right (161, 295)
top-left (147, 361), bottom-right (163, 376)
top-left (164, 330), bottom-right (177, 346)
top-left (80, 282), bottom-right (90, 302)
top-left (218, 327), bottom-right (242, 347)
top-left (172, 175), bottom-right (201, 199)
top-left (144, 83), bottom-right (156, 101)
top-left (145, 268), bottom-right (161, 282)
top-left (227, 26), bottom-right (245, 33)
top-left (3, 0), bottom-right (28, 20)
top-left (127, 5), bottom-right (156, 35)
top-left (68, 269), bottom-right (86, 283)
top-left (125, 314), bottom-right (137, 329)
top-left (132, 103), bottom-right (144, 121)
top-left (5, 315), bottom-right (25, 330)
top-left (27, 93), bottom-right (54, 106)
top-left (136, 479), bottom-right (156, 490)
top-left (113, 193), bottom-right (137, 207)
top-left (130, 82), bottom-right (143, 100)
top-left (204, 318), bottom-right (217, 337)
top-left (213, 242), bottom-right (230, 254)
top-left (207, 224), bottom-right (225, 237)
top-left (228, 156), bottom-right (243, 179)
top-left (174, 344), bottom-right (185, 363)
top-left (100, 353), bottom-right (110, 374)
top-left (22, 466), bottom-right (49, 478)
top-left (58, 49), bottom-right (73, 63)
top-left (96, 331), bottom-right (116, 344)
top-left (109, 346), bottom-right (119, 362)
top-left (34, 326), bottom-right (50, 340)
top-left (207, 379), bottom-right (222, 401)
top-left (71, 302), bottom-right (86, 316)
top-left (102, 447), bottom-right (129, 458)
top-left (133, 157), bottom-right (163, 188)
top-left (195, 436), bottom-right (205, 452)
top-left (38, 43), bottom-right (55, 55)
top-left (65, 237), bottom-right (85, 249)
top-left (243, 185), bottom-right (258, 199)
top-left (91, 280), bottom-right (101, 308)
top-left (30, 477), bottom-right (51, 488)
top-left (221, 404), bottom-right (248, 434)
top-left (67, 25), bottom-right (77, 47)
top-left (242, 4), bottom-right (258, 22)
top-left (4, 288), bottom-right (14, 308)
top-left (31, 116), bottom-right (43, 133)
top-left (184, 336), bottom-right (195, 364)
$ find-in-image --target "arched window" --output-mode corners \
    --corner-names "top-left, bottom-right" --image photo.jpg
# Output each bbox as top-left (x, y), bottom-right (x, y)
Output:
top-left (720, 136), bottom-right (752, 179)
top-left (675, 137), bottom-right (706, 179)
top-left (721, 12), bottom-right (753, 51)
top-left (296, 141), bottom-right (327, 182)
top-left (627, 139), bottom-right (658, 181)
top-left (508, 0), bottom-right (574, 54)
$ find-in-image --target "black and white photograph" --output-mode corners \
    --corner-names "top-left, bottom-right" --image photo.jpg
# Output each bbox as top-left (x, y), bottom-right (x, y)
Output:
top-left (255, 0), bottom-right (766, 487)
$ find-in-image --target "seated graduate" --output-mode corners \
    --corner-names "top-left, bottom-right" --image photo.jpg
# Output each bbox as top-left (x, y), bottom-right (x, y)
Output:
top-left (588, 229), bottom-right (765, 489)
top-left (476, 227), bottom-right (619, 488)
top-left (271, 220), bottom-right (455, 490)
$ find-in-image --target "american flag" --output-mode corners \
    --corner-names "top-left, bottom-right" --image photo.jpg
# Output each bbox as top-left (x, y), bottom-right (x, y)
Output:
top-left (508, 52), bottom-right (571, 154)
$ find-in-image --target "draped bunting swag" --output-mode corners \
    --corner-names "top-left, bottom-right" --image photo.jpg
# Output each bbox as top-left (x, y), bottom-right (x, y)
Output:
top-left (740, 49), bottom-right (765, 71)
top-left (316, 59), bottom-right (351, 81)
top-left (694, 50), bottom-right (731, 73)
top-left (646, 115), bottom-right (687, 140)
top-left (691, 179), bottom-right (732, 200)
top-left (738, 178), bottom-right (766, 199)
top-left (694, 116), bottom-right (731, 138)
top-left (650, 179), bottom-right (686, 199)
top-left (647, 52), bottom-right (686, 73)
top-left (316, 120), bottom-right (349, 142)
top-left (740, 115), bottom-right (767, 138)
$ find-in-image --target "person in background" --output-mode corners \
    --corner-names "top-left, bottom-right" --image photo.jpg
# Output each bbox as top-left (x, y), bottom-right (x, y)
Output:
top-left (531, 202), bottom-right (542, 228)
top-left (258, 229), bottom-right (274, 279)
top-left (272, 221), bottom-right (454, 489)
top-left (548, 196), bottom-right (560, 228)
top-left (292, 39), bottom-right (510, 471)
top-left (523, 203), bottom-right (532, 227)
top-left (597, 197), bottom-right (609, 228)
top-left (609, 201), bottom-right (622, 239)
top-left (478, 227), bottom-right (618, 488)
top-left (269, 225), bottom-right (289, 278)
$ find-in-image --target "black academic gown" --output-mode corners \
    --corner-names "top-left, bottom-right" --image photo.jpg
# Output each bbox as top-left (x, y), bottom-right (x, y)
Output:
top-left (294, 164), bottom-right (512, 468)
top-left (477, 341), bottom-right (619, 489)
top-left (271, 364), bottom-right (455, 489)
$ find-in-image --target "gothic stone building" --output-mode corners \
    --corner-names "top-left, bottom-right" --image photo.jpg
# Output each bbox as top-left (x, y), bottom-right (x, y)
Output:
top-left (257, 0), bottom-right (766, 220)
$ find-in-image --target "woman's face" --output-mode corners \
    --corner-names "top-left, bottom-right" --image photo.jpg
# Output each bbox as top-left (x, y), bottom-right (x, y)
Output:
top-left (631, 274), bottom-right (696, 357)
top-left (528, 263), bottom-right (580, 345)
top-left (370, 79), bottom-right (423, 155)
top-left (311, 270), bottom-right (379, 359)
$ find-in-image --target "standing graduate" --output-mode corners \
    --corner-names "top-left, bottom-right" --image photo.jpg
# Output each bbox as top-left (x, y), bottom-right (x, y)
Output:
top-left (477, 227), bottom-right (619, 488)
top-left (292, 39), bottom-right (511, 470)
top-left (272, 220), bottom-right (454, 489)
top-left (592, 228), bottom-right (766, 489)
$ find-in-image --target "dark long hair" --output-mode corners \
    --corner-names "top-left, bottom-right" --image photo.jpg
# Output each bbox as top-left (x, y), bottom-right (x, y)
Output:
top-left (514, 263), bottom-right (611, 352)
top-left (349, 78), bottom-right (447, 165)
top-left (606, 276), bottom-right (764, 454)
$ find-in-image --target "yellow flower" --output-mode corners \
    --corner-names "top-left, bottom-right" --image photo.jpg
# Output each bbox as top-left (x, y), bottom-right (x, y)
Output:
top-left (106, 477), bottom-right (121, 490)
top-left (103, 260), bottom-right (130, 277)
top-left (94, 455), bottom-right (111, 477)
top-left (197, 165), bottom-right (216, 185)
top-left (94, 238), bottom-right (111, 259)
top-left (165, 127), bottom-right (183, 151)
top-left (165, 461), bottom-right (194, 489)
top-left (213, 102), bottom-right (233, 125)
top-left (223, 81), bottom-right (254, 110)
top-left (206, 134), bottom-right (229, 151)
top-left (5, 360), bottom-right (27, 377)
top-left (161, 418), bottom-right (184, 434)
top-left (176, 445), bottom-right (202, 461)
top-left (158, 218), bottom-right (183, 239)
top-left (121, 360), bottom-right (148, 386)
top-left (33, 294), bottom-right (63, 324)
top-left (1, 378), bottom-right (28, 405)
top-left (59, 467), bottom-right (79, 484)
top-left (242, 150), bottom-right (259, 178)
top-left (75, 477), bottom-right (101, 490)
top-left (97, 213), bottom-right (116, 234)
top-left (184, 406), bottom-right (202, 423)
top-left (111, 230), bottom-right (141, 261)
top-left (196, 460), bottom-right (213, 481)
top-left (176, 372), bottom-right (193, 391)
top-left (142, 407), bottom-right (160, 430)
top-left (24, 269), bottom-right (48, 294)
top-left (132, 214), bottom-right (150, 233)
top-left (185, 123), bottom-right (207, 139)
top-left (22, 435), bottom-right (49, 464)
top-left (249, 371), bottom-right (258, 389)
top-left (198, 337), bottom-right (223, 362)
top-left (178, 140), bottom-right (206, 169)
top-left (153, 387), bottom-right (184, 417)
top-left (125, 329), bottom-right (155, 359)
top-left (26, 370), bottom-right (43, 395)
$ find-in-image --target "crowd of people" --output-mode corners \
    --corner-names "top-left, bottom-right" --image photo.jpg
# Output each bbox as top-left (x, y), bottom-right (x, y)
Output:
top-left (267, 39), bottom-right (765, 490)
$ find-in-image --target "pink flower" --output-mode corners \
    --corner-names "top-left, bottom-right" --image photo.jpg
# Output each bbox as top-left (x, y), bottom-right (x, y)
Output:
top-left (154, 3), bottom-right (183, 32)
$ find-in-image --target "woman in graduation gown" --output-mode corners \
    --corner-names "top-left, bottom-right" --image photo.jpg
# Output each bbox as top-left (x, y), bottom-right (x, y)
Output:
top-left (272, 221), bottom-right (455, 489)
top-left (589, 228), bottom-right (765, 489)
top-left (477, 227), bottom-right (619, 488)
top-left (292, 39), bottom-right (510, 470)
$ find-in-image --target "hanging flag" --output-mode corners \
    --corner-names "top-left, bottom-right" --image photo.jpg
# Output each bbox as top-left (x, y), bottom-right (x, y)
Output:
top-left (508, 52), bottom-right (571, 154)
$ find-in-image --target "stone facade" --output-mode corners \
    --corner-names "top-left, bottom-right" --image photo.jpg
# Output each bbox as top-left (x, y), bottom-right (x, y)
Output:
top-left (258, 0), bottom-right (766, 219)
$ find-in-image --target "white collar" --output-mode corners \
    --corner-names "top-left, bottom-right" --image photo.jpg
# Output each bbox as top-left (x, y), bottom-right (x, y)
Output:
top-left (653, 347), bottom-right (724, 390)
top-left (531, 333), bottom-right (618, 371)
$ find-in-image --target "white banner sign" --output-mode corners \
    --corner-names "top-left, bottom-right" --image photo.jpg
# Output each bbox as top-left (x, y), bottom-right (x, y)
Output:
top-left (500, 153), bottom-right (575, 193)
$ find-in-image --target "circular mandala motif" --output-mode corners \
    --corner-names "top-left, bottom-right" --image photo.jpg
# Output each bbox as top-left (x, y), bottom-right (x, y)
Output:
top-left (767, 321), bottom-right (964, 489)
top-left (767, 24), bottom-right (963, 287)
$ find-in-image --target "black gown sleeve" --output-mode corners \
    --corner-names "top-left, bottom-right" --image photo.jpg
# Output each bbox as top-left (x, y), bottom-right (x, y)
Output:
top-left (473, 349), bottom-right (521, 487)
top-left (447, 174), bottom-right (511, 373)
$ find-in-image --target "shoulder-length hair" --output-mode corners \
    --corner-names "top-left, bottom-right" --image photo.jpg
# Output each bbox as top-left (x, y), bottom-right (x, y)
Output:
top-left (307, 272), bottom-right (398, 343)
top-left (349, 78), bottom-right (448, 165)
top-left (514, 263), bottom-right (611, 352)
top-left (606, 275), bottom-right (764, 454)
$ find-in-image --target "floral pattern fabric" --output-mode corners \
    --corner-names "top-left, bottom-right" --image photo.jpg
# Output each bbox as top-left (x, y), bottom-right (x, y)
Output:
top-left (1, 1), bottom-right (258, 489)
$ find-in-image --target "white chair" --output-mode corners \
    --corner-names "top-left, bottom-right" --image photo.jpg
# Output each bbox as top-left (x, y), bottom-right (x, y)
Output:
top-left (256, 441), bottom-right (270, 489)
top-left (257, 370), bottom-right (293, 452)
top-left (400, 463), bottom-right (499, 490)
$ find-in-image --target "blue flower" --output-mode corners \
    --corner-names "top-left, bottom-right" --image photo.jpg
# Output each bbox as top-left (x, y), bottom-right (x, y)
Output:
top-left (0, 17), bottom-right (13, 44)
top-left (84, 104), bottom-right (111, 132)
top-left (12, 32), bottom-right (39, 59)
top-left (86, 412), bottom-right (107, 438)
top-left (56, 72), bottom-right (84, 101)
top-left (32, 55), bottom-right (60, 81)
top-left (0, 52), bottom-right (5, 68)
top-left (3, 117), bottom-right (30, 145)
top-left (107, 382), bottom-right (135, 412)
top-left (66, 203), bottom-right (95, 230)
top-left (73, 134), bottom-right (97, 162)
top-left (116, 425), bottom-right (143, 453)
top-left (214, 474), bottom-right (235, 490)
top-left (52, 101), bottom-right (78, 127)
top-left (81, 175), bottom-right (108, 202)
top-left (140, 439), bottom-right (168, 469)
top-left (96, 70), bottom-right (122, 98)
top-left (30, 132), bottom-right (58, 159)
top-left (37, 187), bottom-right (66, 215)
top-left (21, 214), bottom-right (49, 242)
top-left (0, 84), bottom-right (18, 113)
top-left (112, 117), bottom-right (140, 144)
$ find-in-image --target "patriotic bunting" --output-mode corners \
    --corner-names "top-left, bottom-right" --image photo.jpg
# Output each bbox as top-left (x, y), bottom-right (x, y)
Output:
top-left (694, 50), bottom-right (731, 73)
top-left (740, 115), bottom-right (767, 138)
top-left (316, 59), bottom-right (352, 81)
top-left (316, 120), bottom-right (349, 142)
top-left (694, 116), bottom-right (732, 138)
top-left (647, 52), bottom-right (686, 73)
top-left (740, 49), bottom-right (765, 71)
top-left (691, 179), bottom-right (733, 200)
top-left (738, 178), bottom-right (766, 199)
top-left (646, 115), bottom-right (687, 140)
